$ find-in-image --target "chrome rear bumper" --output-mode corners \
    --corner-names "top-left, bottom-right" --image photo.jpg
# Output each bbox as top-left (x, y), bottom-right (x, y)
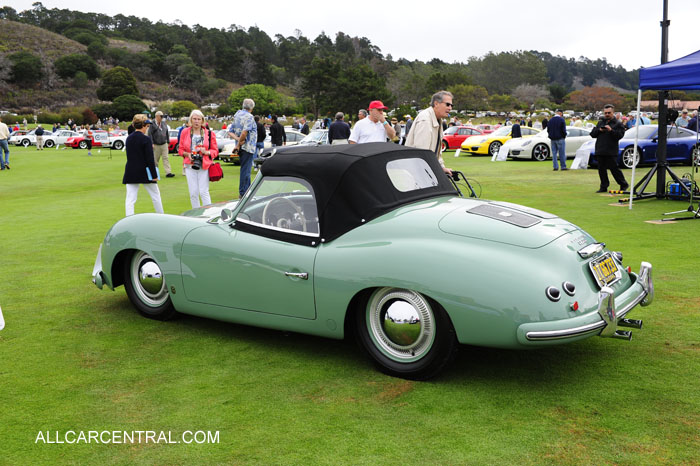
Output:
top-left (523, 262), bottom-right (653, 342)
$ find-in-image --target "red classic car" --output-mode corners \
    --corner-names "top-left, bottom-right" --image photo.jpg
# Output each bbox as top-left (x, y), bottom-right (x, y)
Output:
top-left (65, 130), bottom-right (109, 149)
top-left (442, 126), bottom-right (483, 151)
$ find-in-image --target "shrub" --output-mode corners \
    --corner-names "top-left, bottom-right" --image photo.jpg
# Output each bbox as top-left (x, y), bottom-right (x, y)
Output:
top-left (97, 66), bottom-right (139, 101)
top-left (54, 54), bottom-right (101, 80)
top-left (112, 95), bottom-right (148, 121)
top-left (8, 51), bottom-right (43, 86)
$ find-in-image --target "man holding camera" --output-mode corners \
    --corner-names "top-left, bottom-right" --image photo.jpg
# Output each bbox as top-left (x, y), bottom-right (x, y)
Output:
top-left (228, 98), bottom-right (257, 198)
top-left (591, 104), bottom-right (628, 193)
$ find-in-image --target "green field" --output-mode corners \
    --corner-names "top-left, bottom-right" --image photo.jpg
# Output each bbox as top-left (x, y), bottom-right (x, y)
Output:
top-left (1, 144), bottom-right (698, 464)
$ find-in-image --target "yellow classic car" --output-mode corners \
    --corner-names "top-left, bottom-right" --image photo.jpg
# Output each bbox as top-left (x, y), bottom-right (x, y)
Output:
top-left (461, 125), bottom-right (540, 156)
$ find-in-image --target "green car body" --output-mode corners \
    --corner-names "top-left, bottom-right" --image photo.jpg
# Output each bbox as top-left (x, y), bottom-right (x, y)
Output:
top-left (93, 143), bottom-right (654, 379)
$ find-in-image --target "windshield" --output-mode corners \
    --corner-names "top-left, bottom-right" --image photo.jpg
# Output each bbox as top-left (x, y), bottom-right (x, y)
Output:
top-left (492, 126), bottom-right (511, 137)
top-left (300, 130), bottom-right (326, 144)
top-left (444, 126), bottom-right (459, 135)
top-left (623, 126), bottom-right (657, 139)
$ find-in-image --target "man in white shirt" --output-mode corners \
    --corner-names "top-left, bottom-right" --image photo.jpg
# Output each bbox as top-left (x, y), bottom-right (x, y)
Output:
top-left (349, 101), bottom-right (396, 144)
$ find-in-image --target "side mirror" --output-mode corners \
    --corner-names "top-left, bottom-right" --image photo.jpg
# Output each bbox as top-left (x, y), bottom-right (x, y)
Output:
top-left (220, 208), bottom-right (233, 223)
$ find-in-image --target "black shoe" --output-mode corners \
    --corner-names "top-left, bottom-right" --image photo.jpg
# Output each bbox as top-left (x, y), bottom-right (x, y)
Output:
top-left (553, 167), bottom-right (559, 171)
top-left (620, 184), bottom-right (629, 191)
top-left (596, 188), bottom-right (607, 193)
top-left (561, 167), bottom-right (568, 171)
top-left (166, 173), bottom-right (175, 178)
top-left (4, 164), bottom-right (9, 170)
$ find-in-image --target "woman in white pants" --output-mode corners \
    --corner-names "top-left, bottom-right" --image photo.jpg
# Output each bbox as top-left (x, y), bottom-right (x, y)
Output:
top-left (123, 114), bottom-right (164, 216)
top-left (178, 110), bottom-right (219, 208)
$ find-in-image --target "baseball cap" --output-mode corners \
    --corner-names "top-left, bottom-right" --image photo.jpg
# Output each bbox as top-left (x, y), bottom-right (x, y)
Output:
top-left (368, 100), bottom-right (388, 110)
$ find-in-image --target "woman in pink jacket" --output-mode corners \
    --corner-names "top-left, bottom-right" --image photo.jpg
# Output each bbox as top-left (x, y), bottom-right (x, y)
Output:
top-left (178, 109), bottom-right (219, 208)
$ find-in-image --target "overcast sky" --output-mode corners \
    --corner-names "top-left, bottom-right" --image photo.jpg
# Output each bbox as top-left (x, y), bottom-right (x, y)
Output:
top-left (8, 0), bottom-right (699, 70)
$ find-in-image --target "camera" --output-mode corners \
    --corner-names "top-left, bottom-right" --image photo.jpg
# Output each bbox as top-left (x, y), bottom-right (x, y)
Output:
top-left (191, 144), bottom-right (205, 170)
top-left (191, 153), bottom-right (203, 170)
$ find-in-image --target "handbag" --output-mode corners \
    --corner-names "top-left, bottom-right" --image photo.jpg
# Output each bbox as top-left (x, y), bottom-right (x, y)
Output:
top-left (208, 162), bottom-right (223, 182)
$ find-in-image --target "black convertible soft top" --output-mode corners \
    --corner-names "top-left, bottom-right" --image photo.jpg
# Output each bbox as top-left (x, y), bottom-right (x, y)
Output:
top-left (260, 142), bottom-right (458, 242)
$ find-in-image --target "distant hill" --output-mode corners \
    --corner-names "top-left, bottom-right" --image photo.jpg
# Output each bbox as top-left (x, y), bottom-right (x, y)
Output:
top-left (0, 19), bottom-right (85, 59)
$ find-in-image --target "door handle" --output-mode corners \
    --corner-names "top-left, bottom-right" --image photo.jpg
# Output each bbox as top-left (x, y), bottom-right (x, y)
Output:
top-left (284, 272), bottom-right (308, 280)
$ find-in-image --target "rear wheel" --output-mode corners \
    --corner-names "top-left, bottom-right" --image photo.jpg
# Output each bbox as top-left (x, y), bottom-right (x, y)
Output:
top-left (113, 140), bottom-right (124, 150)
top-left (691, 145), bottom-right (700, 166)
top-left (123, 251), bottom-right (176, 320)
top-left (355, 287), bottom-right (457, 380)
top-left (532, 143), bottom-right (550, 161)
top-left (441, 140), bottom-right (448, 152)
top-left (79, 140), bottom-right (88, 149)
top-left (43, 139), bottom-right (55, 148)
top-left (621, 147), bottom-right (641, 168)
top-left (488, 141), bottom-right (502, 156)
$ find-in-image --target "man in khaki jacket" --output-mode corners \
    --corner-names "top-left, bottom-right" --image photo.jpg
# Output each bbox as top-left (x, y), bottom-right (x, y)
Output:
top-left (405, 90), bottom-right (453, 174)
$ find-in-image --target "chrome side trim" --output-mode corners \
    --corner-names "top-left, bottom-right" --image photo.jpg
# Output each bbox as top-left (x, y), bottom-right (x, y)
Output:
top-left (235, 217), bottom-right (320, 238)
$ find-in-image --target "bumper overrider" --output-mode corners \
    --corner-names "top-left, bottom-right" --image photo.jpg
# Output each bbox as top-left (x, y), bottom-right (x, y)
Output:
top-left (92, 244), bottom-right (105, 290)
top-left (518, 262), bottom-right (654, 343)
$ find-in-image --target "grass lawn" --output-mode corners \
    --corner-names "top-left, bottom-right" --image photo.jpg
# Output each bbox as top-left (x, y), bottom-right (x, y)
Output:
top-left (0, 144), bottom-right (698, 464)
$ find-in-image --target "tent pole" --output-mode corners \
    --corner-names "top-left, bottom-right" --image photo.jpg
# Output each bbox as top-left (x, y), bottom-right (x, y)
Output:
top-left (629, 89), bottom-right (642, 209)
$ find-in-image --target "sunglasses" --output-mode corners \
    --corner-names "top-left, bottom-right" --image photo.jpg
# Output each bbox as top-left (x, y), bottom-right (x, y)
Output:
top-left (444, 102), bottom-right (453, 107)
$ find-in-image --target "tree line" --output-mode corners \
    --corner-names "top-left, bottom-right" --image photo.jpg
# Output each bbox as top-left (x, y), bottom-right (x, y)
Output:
top-left (5, 2), bottom-right (696, 120)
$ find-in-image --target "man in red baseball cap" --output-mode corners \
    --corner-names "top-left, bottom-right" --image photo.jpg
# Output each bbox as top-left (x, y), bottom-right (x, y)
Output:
top-left (349, 100), bottom-right (396, 144)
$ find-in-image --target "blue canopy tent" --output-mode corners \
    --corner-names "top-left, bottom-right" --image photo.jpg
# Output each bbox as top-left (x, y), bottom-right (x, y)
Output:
top-left (628, 50), bottom-right (700, 209)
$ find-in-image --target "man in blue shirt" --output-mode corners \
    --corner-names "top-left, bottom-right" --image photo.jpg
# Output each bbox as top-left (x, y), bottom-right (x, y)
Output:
top-left (547, 109), bottom-right (567, 170)
top-left (228, 98), bottom-right (257, 197)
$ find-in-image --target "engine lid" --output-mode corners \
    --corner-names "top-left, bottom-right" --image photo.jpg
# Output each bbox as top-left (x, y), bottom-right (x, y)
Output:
top-left (439, 201), bottom-right (579, 248)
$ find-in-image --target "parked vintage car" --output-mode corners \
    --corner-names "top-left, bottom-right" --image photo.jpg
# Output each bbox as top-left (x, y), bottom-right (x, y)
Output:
top-left (51, 130), bottom-right (81, 147)
top-left (442, 125), bottom-right (483, 151)
top-left (504, 127), bottom-right (592, 161)
top-left (65, 130), bottom-right (109, 149)
top-left (92, 143), bottom-right (654, 379)
top-left (586, 125), bottom-right (700, 168)
top-left (461, 125), bottom-right (540, 156)
top-left (221, 129), bottom-right (327, 164)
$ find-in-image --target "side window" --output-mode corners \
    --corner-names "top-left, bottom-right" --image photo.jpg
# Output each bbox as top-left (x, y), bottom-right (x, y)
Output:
top-left (236, 176), bottom-right (319, 236)
top-left (667, 128), bottom-right (684, 139)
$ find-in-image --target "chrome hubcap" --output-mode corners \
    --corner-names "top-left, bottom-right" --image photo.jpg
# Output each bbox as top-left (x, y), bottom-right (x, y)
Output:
top-left (623, 149), bottom-right (639, 168)
top-left (368, 288), bottom-right (435, 362)
top-left (131, 252), bottom-right (167, 307)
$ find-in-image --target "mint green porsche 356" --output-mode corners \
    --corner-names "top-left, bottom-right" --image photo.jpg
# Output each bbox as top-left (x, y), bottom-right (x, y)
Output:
top-left (92, 143), bottom-right (654, 379)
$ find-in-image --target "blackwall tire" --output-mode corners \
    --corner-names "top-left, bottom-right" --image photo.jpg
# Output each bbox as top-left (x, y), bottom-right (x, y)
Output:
top-left (44, 140), bottom-right (55, 148)
top-left (489, 141), bottom-right (502, 156)
top-left (532, 143), bottom-right (550, 161)
top-left (355, 287), bottom-right (457, 380)
top-left (113, 140), bottom-right (124, 151)
top-left (79, 140), bottom-right (88, 149)
top-left (621, 147), bottom-right (640, 169)
top-left (123, 251), bottom-right (176, 321)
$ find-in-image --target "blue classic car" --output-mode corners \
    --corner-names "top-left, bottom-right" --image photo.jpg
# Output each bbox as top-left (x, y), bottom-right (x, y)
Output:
top-left (587, 125), bottom-right (700, 168)
top-left (92, 143), bottom-right (654, 379)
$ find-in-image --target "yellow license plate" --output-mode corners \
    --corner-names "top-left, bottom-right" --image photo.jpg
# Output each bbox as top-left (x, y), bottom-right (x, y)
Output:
top-left (589, 253), bottom-right (621, 288)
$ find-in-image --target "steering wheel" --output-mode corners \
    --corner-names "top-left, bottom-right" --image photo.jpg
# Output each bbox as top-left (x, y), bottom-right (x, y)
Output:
top-left (261, 197), bottom-right (307, 232)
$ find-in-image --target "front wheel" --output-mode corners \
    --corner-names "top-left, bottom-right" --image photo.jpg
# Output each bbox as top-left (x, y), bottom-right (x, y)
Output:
top-left (44, 139), bottom-right (55, 148)
top-left (22, 139), bottom-right (31, 147)
top-left (441, 140), bottom-right (448, 152)
top-left (355, 287), bottom-right (457, 380)
top-left (123, 251), bottom-right (176, 320)
top-left (621, 147), bottom-right (641, 168)
top-left (113, 140), bottom-right (124, 150)
top-left (532, 143), bottom-right (550, 161)
top-left (488, 141), bottom-right (502, 156)
top-left (79, 140), bottom-right (88, 149)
